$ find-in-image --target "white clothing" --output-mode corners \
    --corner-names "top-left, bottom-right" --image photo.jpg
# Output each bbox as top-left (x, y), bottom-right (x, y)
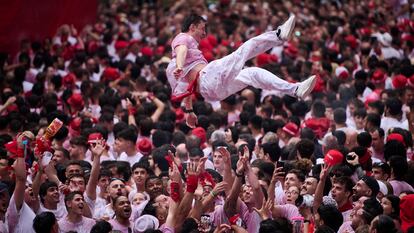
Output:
top-left (5, 195), bottom-right (36, 233)
top-left (118, 151), bottom-right (144, 167)
top-left (198, 31), bottom-right (298, 102)
top-left (380, 116), bottom-right (409, 135)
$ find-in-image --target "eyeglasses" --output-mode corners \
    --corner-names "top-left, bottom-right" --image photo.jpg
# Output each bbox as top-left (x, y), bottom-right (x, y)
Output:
top-left (285, 190), bottom-right (299, 195)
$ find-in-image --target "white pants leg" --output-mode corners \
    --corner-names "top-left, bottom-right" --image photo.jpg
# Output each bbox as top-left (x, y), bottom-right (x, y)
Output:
top-left (199, 31), bottom-right (296, 101)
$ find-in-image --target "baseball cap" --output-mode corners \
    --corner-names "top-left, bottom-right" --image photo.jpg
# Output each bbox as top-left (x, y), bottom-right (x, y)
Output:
top-left (361, 175), bottom-right (380, 197)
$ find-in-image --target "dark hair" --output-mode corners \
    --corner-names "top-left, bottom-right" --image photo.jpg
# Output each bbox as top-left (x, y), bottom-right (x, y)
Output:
top-left (312, 100), bottom-right (326, 118)
top-left (152, 148), bottom-right (170, 172)
top-left (116, 127), bottom-right (138, 143)
top-left (368, 127), bottom-right (385, 138)
top-left (189, 147), bottom-right (203, 158)
top-left (315, 225), bottom-right (336, 233)
top-left (286, 169), bottom-right (305, 183)
top-left (333, 176), bottom-right (354, 195)
top-left (384, 140), bottom-right (406, 161)
top-left (332, 130), bottom-right (346, 146)
top-left (259, 218), bottom-right (292, 233)
top-left (39, 181), bottom-right (58, 204)
top-left (249, 115), bottom-right (263, 130)
top-left (90, 220), bottom-right (113, 233)
top-left (385, 98), bottom-right (403, 116)
top-left (261, 142), bottom-right (281, 162)
top-left (296, 139), bottom-right (315, 159)
top-left (33, 211), bottom-right (56, 233)
top-left (357, 132), bottom-right (372, 148)
top-left (371, 215), bottom-right (397, 233)
top-left (333, 108), bottom-right (346, 124)
top-left (368, 101), bottom-right (385, 115)
top-left (98, 169), bottom-right (112, 180)
top-left (64, 191), bottom-right (84, 209)
top-left (69, 136), bottom-right (88, 148)
top-left (389, 155), bottom-right (408, 180)
top-left (317, 205), bottom-right (343, 232)
top-left (366, 113), bottom-right (381, 128)
top-left (181, 14), bottom-right (206, 32)
top-left (383, 195), bottom-right (400, 219)
top-left (132, 160), bottom-right (152, 175)
top-left (362, 198), bottom-right (383, 224)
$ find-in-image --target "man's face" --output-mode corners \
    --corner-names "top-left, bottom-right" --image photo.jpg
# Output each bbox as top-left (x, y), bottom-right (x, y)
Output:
top-left (405, 89), bottom-right (414, 107)
top-left (115, 138), bottom-right (128, 152)
top-left (98, 176), bottom-right (110, 192)
top-left (189, 156), bottom-right (201, 168)
top-left (146, 178), bottom-right (163, 199)
top-left (350, 196), bottom-right (368, 219)
top-left (191, 22), bottom-right (206, 42)
top-left (52, 150), bottom-right (66, 164)
top-left (68, 144), bottom-right (85, 159)
top-left (148, 155), bottom-right (155, 169)
top-left (65, 165), bottom-right (82, 178)
top-left (284, 173), bottom-right (301, 189)
top-left (370, 130), bottom-right (384, 151)
top-left (114, 196), bottom-right (131, 219)
top-left (331, 182), bottom-right (350, 205)
top-left (353, 180), bottom-right (371, 200)
top-left (154, 194), bottom-right (169, 209)
top-left (212, 151), bottom-right (224, 170)
top-left (372, 167), bottom-right (388, 181)
top-left (132, 168), bottom-right (148, 186)
top-left (108, 180), bottom-right (127, 199)
top-left (301, 177), bottom-right (318, 195)
top-left (354, 116), bottom-right (365, 130)
top-left (45, 186), bottom-right (60, 204)
top-left (68, 194), bottom-right (84, 215)
top-left (0, 191), bottom-right (10, 213)
top-left (240, 185), bottom-right (253, 203)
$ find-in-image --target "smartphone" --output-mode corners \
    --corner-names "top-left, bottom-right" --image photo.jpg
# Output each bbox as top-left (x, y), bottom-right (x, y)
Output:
top-left (277, 161), bottom-right (285, 168)
top-left (42, 152), bottom-right (53, 167)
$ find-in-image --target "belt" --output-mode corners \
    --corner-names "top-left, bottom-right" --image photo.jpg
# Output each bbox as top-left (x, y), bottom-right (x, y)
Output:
top-left (170, 71), bottom-right (200, 103)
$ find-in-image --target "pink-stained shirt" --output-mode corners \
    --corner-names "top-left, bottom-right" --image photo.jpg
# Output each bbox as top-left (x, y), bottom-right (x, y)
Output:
top-left (108, 219), bottom-right (132, 233)
top-left (389, 180), bottom-right (414, 196)
top-left (5, 195), bottom-right (36, 233)
top-left (58, 216), bottom-right (96, 233)
top-left (166, 33), bottom-right (208, 100)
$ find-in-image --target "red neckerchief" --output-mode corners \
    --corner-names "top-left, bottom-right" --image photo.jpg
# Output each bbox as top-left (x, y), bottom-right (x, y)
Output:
top-left (170, 72), bottom-right (200, 103)
top-left (338, 201), bottom-right (353, 212)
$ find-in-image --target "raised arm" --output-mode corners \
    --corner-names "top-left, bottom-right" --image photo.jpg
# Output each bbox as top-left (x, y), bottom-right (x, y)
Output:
top-left (245, 146), bottom-right (264, 210)
top-left (86, 140), bottom-right (104, 200)
top-left (216, 147), bottom-right (234, 194)
top-left (149, 95), bottom-right (165, 123)
top-left (313, 163), bottom-right (331, 214)
top-left (224, 153), bottom-right (247, 218)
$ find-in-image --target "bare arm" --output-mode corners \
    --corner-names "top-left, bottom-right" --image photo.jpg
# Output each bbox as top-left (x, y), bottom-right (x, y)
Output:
top-left (13, 157), bottom-right (27, 210)
top-left (175, 45), bottom-right (188, 71)
top-left (224, 153), bottom-right (248, 217)
top-left (31, 165), bottom-right (42, 212)
top-left (86, 141), bottom-right (104, 200)
top-left (313, 164), bottom-right (330, 214)
top-left (217, 147), bottom-right (234, 194)
top-left (245, 149), bottom-right (263, 210)
top-left (149, 95), bottom-right (165, 123)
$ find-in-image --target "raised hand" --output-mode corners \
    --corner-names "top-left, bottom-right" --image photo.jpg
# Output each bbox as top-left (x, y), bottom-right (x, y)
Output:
top-left (212, 181), bottom-right (228, 195)
top-left (186, 112), bottom-right (198, 128)
top-left (346, 152), bottom-right (359, 166)
top-left (90, 139), bottom-right (105, 157)
top-left (253, 198), bottom-right (274, 220)
top-left (319, 163), bottom-right (332, 180)
top-left (217, 147), bottom-right (231, 168)
top-left (169, 163), bottom-right (181, 183)
top-left (271, 167), bottom-right (285, 184)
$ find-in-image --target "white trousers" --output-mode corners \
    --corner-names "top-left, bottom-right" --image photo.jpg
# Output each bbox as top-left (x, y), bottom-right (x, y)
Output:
top-left (199, 31), bottom-right (298, 102)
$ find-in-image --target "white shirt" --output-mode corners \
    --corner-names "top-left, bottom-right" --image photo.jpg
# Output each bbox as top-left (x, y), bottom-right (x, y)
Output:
top-left (5, 195), bottom-right (36, 233)
top-left (118, 151), bottom-right (144, 167)
top-left (380, 116), bottom-right (409, 135)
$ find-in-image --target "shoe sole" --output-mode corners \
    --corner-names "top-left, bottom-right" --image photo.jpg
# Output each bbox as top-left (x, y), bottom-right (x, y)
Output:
top-left (280, 15), bottom-right (296, 40)
top-left (300, 75), bottom-right (317, 99)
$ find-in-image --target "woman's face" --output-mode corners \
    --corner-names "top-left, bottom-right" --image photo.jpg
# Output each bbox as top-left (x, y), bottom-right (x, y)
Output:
top-left (381, 197), bottom-right (393, 215)
top-left (132, 192), bottom-right (146, 206)
top-left (285, 186), bottom-right (300, 205)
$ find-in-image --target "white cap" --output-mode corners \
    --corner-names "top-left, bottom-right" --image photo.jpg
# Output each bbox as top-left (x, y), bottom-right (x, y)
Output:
top-left (134, 214), bottom-right (160, 233)
top-left (379, 33), bottom-right (392, 47)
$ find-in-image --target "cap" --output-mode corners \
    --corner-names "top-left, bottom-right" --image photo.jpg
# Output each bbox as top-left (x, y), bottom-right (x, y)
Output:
top-left (134, 214), bottom-right (159, 233)
top-left (114, 40), bottom-right (129, 50)
top-left (282, 122), bottom-right (299, 137)
top-left (377, 180), bottom-right (389, 196)
top-left (137, 138), bottom-right (152, 156)
top-left (88, 133), bottom-right (103, 143)
top-left (371, 69), bottom-right (386, 84)
top-left (335, 66), bottom-right (349, 80)
top-left (192, 127), bottom-right (206, 145)
top-left (141, 47), bottom-right (153, 57)
top-left (378, 33), bottom-right (392, 47)
top-left (400, 194), bottom-right (414, 232)
top-left (323, 149), bottom-right (343, 166)
top-left (392, 74), bottom-right (407, 89)
top-left (67, 93), bottom-right (84, 108)
top-left (386, 133), bottom-right (406, 146)
top-left (102, 67), bottom-right (120, 82)
top-left (361, 175), bottom-right (380, 197)
top-left (63, 73), bottom-right (76, 87)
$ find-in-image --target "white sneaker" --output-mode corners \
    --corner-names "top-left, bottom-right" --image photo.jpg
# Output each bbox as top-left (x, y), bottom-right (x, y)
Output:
top-left (295, 75), bottom-right (317, 99)
top-left (276, 14), bottom-right (296, 41)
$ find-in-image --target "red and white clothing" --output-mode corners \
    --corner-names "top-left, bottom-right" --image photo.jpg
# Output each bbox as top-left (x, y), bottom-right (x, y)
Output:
top-left (167, 31), bottom-right (299, 103)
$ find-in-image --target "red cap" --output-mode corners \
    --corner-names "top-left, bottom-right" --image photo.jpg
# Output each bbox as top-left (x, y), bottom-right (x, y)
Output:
top-left (392, 74), bottom-right (407, 89)
top-left (371, 69), bottom-right (386, 84)
top-left (284, 43), bottom-right (298, 57)
top-left (312, 76), bottom-right (325, 93)
top-left (114, 40), bottom-right (129, 50)
top-left (102, 67), bottom-right (120, 82)
top-left (67, 93), bottom-right (84, 108)
top-left (359, 27), bottom-right (372, 36)
top-left (141, 46), bottom-right (153, 57)
top-left (282, 122), bottom-right (299, 137)
top-left (401, 194), bottom-right (414, 232)
top-left (5, 140), bottom-right (18, 156)
top-left (63, 73), bottom-right (76, 87)
top-left (257, 53), bottom-right (278, 67)
top-left (407, 75), bottom-right (414, 87)
top-left (88, 133), bottom-right (103, 143)
top-left (386, 133), bottom-right (406, 146)
top-left (70, 117), bottom-right (82, 131)
top-left (155, 46), bottom-right (165, 56)
top-left (192, 127), bottom-right (206, 145)
top-left (303, 118), bottom-right (330, 139)
top-left (335, 67), bottom-right (349, 80)
top-left (345, 35), bottom-right (358, 49)
top-left (137, 138), bottom-right (152, 156)
top-left (324, 149), bottom-right (344, 166)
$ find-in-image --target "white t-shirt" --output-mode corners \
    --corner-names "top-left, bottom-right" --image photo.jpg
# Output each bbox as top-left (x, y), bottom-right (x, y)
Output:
top-left (38, 195), bottom-right (68, 220)
top-left (5, 195), bottom-right (36, 233)
top-left (380, 116), bottom-right (409, 135)
top-left (58, 216), bottom-right (95, 233)
top-left (118, 151), bottom-right (144, 167)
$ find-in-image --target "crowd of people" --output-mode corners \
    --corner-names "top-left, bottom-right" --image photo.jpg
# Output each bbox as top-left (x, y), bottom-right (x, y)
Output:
top-left (1, 0), bottom-right (414, 232)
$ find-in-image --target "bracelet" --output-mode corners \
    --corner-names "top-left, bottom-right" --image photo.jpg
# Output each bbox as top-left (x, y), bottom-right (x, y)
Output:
top-left (235, 171), bottom-right (244, 177)
top-left (183, 109), bottom-right (194, 113)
